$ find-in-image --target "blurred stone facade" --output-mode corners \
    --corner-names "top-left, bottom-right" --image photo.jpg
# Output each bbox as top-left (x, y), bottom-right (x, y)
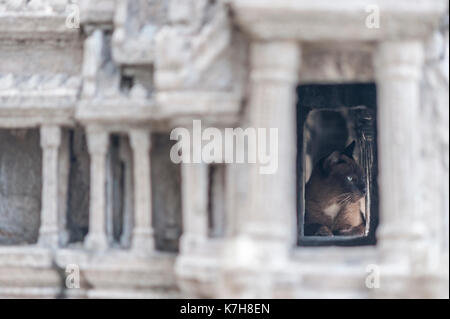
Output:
top-left (0, 0), bottom-right (448, 298)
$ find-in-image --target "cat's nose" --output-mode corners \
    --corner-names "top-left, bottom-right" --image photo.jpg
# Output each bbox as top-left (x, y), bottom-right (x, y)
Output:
top-left (360, 184), bottom-right (367, 195)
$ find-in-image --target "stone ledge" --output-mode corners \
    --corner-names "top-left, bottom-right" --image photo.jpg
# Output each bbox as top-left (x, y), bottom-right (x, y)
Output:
top-left (0, 246), bottom-right (181, 298)
top-left (75, 91), bottom-right (241, 125)
top-left (0, 246), bottom-right (62, 298)
top-left (0, 104), bottom-right (74, 127)
top-left (55, 248), bottom-right (180, 297)
top-left (231, 0), bottom-right (447, 41)
top-left (0, 14), bottom-right (79, 40)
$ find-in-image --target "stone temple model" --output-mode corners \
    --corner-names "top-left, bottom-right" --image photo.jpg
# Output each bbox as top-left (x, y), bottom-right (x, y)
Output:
top-left (0, 0), bottom-right (448, 298)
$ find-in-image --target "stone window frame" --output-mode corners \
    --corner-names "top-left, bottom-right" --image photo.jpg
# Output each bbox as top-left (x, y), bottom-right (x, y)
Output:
top-left (296, 83), bottom-right (379, 247)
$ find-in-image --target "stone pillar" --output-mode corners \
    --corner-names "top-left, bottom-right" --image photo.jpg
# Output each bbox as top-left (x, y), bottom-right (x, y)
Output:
top-left (85, 127), bottom-right (109, 250)
top-left (374, 41), bottom-right (426, 269)
top-left (38, 125), bottom-right (62, 248)
top-left (220, 41), bottom-right (300, 298)
top-left (173, 122), bottom-right (210, 297)
top-left (129, 129), bottom-right (154, 253)
top-left (179, 161), bottom-right (209, 254)
top-left (247, 40), bottom-right (300, 257)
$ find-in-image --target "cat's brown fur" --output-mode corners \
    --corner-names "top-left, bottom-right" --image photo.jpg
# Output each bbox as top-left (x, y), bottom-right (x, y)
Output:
top-left (304, 141), bottom-right (366, 236)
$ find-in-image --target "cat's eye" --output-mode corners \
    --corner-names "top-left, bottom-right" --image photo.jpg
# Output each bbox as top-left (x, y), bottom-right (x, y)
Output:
top-left (346, 176), bottom-right (353, 182)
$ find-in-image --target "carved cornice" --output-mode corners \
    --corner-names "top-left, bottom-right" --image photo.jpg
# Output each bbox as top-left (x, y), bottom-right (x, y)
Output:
top-left (230, 0), bottom-right (447, 41)
top-left (0, 73), bottom-right (80, 102)
top-left (76, 91), bottom-right (240, 126)
top-left (0, 0), bottom-right (80, 40)
top-left (0, 73), bottom-right (80, 126)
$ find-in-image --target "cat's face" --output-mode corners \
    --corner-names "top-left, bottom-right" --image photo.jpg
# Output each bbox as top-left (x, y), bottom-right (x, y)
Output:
top-left (319, 141), bottom-right (366, 202)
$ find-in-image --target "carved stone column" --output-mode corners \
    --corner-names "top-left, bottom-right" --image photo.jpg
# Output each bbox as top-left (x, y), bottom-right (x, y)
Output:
top-left (129, 129), bottom-right (154, 253)
top-left (220, 41), bottom-right (300, 298)
top-left (172, 120), bottom-right (209, 255)
top-left (85, 127), bottom-right (109, 250)
top-left (179, 161), bottom-right (209, 254)
top-left (38, 125), bottom-right (62, 248)
top-left (247, 40), bottom-right (300, 256)
top-left (374, 41), bottom-right (426, 270)
top-left (173, 122), bottom-right (211, 297)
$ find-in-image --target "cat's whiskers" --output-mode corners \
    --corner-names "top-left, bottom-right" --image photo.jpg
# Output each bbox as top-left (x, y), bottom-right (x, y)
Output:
top-left (335, 193), bottom-right (352, 206)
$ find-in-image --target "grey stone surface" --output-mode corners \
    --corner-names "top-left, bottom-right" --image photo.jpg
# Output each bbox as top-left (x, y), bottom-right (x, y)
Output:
top-left (0, 129), bottom-right (41, 245)
top-left (0, 0), bottom-right (447, 299)
top-left (151, 133), bottom-right (182, 252)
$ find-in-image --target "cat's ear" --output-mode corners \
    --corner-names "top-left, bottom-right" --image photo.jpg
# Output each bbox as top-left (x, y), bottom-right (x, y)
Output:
top-left (321, 151), bottom-right (340, 175)
top-left (342, 140), bottom-right (356, 158)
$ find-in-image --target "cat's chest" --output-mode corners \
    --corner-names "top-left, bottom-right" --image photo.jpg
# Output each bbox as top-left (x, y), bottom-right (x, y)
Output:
top-left (322, 203), bottom-right (341, 219)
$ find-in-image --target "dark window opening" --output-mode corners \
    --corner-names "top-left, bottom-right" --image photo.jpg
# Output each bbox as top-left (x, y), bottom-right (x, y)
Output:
top-left (297, 83), bottom-right (379, 246)
top-left (120, 74), bottom-right (134, 91)
top-left (67, 128), bottom-right (90, 244)
top-left (151, 134), bottom-right (183, 252)
top-left (106, 134), bottom-right (125, 246)
top-left (208, 164), bottom-right (226, 238)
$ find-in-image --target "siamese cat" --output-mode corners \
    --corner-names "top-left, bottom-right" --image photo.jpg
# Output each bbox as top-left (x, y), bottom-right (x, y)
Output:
top-left (304, 141), bottom-right (366, 236)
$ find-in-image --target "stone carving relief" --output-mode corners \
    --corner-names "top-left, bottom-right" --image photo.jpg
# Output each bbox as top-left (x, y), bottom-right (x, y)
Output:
top-left (82, 28), bottom-right (153, 102)
top-left (0, 0), bottom-right (56, 12)
top-left (112, 0), bottom-right (168, 65)
top-left (0, 73), bottom-right (81, 104)
top-left (154, 0), bottom-right (246, 92)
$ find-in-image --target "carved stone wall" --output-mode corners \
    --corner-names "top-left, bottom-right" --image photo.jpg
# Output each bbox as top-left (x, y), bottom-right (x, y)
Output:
top-left (0, 129), bottom-right (42, 245)
top-left (0, 0), bottom-right (448, 298)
